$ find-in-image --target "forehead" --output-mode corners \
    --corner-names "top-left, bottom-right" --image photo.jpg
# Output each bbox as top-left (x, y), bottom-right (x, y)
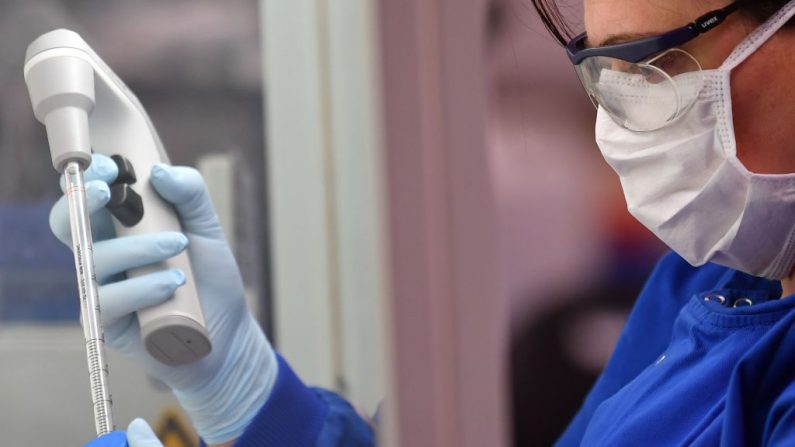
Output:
top-left (583, 0), bottom-right (728, 46)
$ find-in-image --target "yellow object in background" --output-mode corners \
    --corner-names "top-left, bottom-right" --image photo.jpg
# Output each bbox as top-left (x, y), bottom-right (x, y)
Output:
top-left (154, 409), bottom-right (197, 447)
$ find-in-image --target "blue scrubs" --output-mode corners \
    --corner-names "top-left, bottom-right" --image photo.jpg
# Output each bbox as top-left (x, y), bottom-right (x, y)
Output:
top-left (226, 251), bottom-right (795, 446)
top-left (213, 356), bottom-right (375, 446)
top-left (559, 251), bottom-right (795, 446)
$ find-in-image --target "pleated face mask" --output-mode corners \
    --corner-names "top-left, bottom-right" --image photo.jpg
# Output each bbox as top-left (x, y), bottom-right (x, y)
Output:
top-left (595, 0), bottom-right (795, 279)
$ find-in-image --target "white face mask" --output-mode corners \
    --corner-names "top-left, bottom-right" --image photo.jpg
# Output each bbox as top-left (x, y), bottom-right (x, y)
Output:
top-left (595, 1), bottom-right (795, 280)
top-left (597, 69), bottom-right (704, 131)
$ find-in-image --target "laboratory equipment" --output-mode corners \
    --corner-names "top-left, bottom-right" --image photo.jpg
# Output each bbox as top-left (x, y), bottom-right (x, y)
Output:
top-left (24, 29), bottom-right (211, 366)
top-left (64, 158), bottom-right (115, 435)
top-left (23, 29), bottom-right (213, 436)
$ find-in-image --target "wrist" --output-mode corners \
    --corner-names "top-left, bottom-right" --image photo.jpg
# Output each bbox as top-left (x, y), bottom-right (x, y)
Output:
top-left (175, 314), bottom-right (278, 445)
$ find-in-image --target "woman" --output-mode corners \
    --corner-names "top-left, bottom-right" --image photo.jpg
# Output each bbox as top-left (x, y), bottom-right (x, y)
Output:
top-left (528, 0), bottom-right (795, 444)
top-left (67, 0), bottom-right (795, 445)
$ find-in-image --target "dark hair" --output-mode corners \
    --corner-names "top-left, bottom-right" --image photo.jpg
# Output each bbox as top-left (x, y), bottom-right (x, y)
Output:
top-left (531, 0), bottom-right (794, 45)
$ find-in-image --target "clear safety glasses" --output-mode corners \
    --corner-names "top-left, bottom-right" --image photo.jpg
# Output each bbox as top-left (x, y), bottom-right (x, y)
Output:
top-left (566, 3), bottom-right (738, 131)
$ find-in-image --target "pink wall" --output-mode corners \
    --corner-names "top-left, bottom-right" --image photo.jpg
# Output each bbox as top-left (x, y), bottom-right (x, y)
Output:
top-left (378, 1), bottom-right (658, 445)
top-left (486, 0), bottom-right (638, 327)
top-left (380, 0), bottom-right (510, 445)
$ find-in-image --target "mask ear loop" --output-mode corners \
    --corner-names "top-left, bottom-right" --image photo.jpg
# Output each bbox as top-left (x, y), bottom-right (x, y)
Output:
top-left (721, 0), bottom-right (795, 71)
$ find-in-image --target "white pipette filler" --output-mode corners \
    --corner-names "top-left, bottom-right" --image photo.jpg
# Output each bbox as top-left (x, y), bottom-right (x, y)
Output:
top-left (24, 29), bottom-right (212, 436)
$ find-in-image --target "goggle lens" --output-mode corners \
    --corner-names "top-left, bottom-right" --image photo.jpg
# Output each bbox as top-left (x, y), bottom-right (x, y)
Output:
top-left (575, 49), bottom-right (703, 131)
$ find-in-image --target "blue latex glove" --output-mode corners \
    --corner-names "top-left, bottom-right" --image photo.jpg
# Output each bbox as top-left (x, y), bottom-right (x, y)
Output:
top-left (51, 154), bottom-right (278, 445)
top-left (83, 419), bottom-right (163, 447)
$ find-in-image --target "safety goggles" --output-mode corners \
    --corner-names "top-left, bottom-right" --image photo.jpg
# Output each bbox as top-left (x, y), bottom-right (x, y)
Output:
top-left (566, 3), bottom-right (738, 131)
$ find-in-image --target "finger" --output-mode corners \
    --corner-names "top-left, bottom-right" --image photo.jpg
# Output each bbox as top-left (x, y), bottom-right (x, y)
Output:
top-left (100, 269), bottom-right (185, 324)
top-left (49, 180), bottom-right (111, 246)
top-left (91, 209), bottom-right (117, 242)
top-left (127, 418), bottom-right (164, 447)
top-left (94, 232), bottom-right (189, 282)
top-left (59, 153), bottom-right (118, 193)
top-left (149, 164), bottom-right (224, 239)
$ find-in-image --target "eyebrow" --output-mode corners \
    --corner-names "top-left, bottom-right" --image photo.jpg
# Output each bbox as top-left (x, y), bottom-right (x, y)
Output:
top-left (585, 32), bottom-right (659, 48)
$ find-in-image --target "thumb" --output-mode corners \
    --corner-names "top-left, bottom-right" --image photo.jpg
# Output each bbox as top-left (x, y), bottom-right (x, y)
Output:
top-left (149, 164), bottom-right (224, 239)
top-left (127, 418), bottom-right (163, 447)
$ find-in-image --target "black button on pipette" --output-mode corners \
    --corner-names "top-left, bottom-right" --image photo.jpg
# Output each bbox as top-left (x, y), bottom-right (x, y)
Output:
top-left (110, 154), bottom-right (137, 185)
top-left (107, 184), bottom-right (144, 227)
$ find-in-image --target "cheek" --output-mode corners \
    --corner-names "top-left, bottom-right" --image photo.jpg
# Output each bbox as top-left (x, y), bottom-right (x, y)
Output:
top-left (730, 64), bottom-right (795, 174)
top-left (731, 68), bottom-right (760, 168)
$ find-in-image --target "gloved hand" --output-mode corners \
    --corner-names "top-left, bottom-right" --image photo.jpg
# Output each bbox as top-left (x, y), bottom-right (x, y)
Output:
top-left (51, 154), bottom-right (278, 445)
top-left (125, 419), bottom-right (164, 447)
top-left (83, 418), bottom-right (163, 447)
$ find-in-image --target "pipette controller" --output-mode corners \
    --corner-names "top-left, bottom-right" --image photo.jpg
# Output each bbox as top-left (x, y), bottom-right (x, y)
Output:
top-left (24, 28), bottom-right (213, 435)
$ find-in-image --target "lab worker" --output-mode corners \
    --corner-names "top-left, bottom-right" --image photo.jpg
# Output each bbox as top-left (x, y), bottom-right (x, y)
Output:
top-left (52, 0), bottom-right (795, 445)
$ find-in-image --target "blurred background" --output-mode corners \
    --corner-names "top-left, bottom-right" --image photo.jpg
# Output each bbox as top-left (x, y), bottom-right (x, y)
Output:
top-left (0, 1), bottom-right (267, 445)
top-left (484, 1), bottom-right (666, 444)
top-left (0, 0), bottom-right (666, 445)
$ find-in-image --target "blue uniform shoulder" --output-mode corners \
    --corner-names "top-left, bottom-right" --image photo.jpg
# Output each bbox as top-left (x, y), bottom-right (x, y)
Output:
top-left (555, 251), bottom-right (731, 446)
top-left (616, 250), bottom-right (729, 365)
top-left (641, 250), bottom-right (730, 302)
